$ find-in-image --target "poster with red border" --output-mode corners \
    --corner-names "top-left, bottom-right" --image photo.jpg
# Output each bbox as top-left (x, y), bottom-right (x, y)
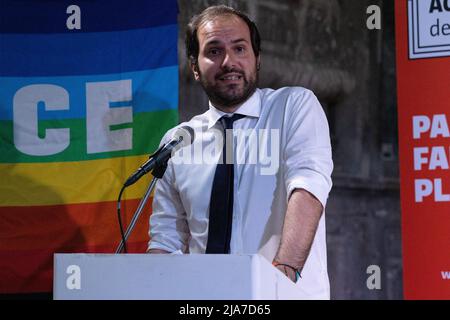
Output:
top-left (395, 0), bottom-right (450, 299)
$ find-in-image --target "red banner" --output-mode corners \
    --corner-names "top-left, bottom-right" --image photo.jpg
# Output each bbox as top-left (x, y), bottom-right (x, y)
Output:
top-left (395, 0), bottom-right (450, 299)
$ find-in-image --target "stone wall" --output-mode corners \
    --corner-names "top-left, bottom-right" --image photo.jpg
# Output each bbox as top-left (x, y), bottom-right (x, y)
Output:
top-left (177, 0), bottom-right (402, 299)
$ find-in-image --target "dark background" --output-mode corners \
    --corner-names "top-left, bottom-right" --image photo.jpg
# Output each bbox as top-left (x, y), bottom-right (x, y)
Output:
top-left (177, 0), bottom-right (401, 299)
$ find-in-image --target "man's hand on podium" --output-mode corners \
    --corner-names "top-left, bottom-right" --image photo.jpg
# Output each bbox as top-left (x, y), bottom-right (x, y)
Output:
top-left (147, 248), bottom-right (170, 254)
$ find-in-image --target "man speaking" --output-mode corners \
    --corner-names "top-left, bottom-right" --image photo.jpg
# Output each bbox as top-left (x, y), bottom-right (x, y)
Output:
top-left (147, 5), bottom-right (333, 299)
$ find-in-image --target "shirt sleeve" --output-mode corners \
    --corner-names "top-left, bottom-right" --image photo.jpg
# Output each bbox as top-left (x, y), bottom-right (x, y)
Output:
top-left (148, 133), bottom-right (190, 253)
top-left (283, 89), bottom-right (333, 208)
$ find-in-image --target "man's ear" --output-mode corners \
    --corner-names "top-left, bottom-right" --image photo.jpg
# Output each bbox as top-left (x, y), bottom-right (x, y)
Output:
top-left (256, 55), bottom-right (261, 71)
top-left (191, 61), bottom-right (200, 81)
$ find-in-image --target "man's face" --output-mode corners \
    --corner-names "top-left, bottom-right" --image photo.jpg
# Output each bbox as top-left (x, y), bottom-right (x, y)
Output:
top-left (193, 15), bottom-right (260, 111)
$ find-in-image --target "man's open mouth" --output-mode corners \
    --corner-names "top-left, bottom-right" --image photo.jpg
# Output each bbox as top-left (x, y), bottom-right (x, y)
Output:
top-left (218, 73), bottom-right (243, 81)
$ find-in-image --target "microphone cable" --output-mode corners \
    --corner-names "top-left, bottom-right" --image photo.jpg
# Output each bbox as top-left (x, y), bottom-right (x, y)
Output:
top-left (117, 185), bottom-right (127, 253)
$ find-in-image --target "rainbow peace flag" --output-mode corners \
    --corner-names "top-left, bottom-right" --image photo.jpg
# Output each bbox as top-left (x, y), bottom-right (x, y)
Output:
top-left (0, 0), bottom-right (178, 293)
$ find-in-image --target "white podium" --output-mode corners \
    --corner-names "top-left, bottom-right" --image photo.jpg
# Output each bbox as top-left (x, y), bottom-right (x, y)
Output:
top-left (53, 253), bottom-right (305, 300)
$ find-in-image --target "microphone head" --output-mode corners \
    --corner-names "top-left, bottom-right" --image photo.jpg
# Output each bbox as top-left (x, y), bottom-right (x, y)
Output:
top-left (173, 126), bottom-right (195, 147)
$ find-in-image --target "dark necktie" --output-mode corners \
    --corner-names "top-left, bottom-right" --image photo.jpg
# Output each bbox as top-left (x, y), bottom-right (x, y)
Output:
top-left (206, 113), bottom-right (245, 253)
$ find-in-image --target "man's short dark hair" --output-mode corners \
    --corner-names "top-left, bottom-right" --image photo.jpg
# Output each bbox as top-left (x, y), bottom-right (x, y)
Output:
top-left (186, 5), bottom-right (261, 66)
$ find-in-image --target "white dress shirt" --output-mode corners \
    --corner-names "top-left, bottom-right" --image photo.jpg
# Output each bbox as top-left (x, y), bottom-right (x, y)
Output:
top-left (148, 87), bottom-right (333, 299)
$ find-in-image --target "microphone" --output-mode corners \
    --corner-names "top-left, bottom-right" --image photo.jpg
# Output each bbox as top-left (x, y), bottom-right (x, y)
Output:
top-left (123, 126), bottom-right (194, 187)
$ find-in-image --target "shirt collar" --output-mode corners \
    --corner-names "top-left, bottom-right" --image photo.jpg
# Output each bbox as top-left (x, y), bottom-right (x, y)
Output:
top-left (206, 89), bottom-right (261, 129)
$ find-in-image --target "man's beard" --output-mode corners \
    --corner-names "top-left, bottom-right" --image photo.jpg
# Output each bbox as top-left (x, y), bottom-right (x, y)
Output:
top-left (199, 67), bottom-right (258, 109)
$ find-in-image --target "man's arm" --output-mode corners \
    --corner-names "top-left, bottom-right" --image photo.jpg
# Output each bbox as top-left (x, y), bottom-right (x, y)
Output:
top-left (273, 188), bottom-right (323, 282)
top-left (276, 89), bottom-right (333, 282)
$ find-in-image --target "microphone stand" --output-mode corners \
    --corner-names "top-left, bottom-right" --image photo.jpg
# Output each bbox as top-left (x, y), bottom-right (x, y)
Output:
top-left (115, 161), bottom-right (168, 254)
